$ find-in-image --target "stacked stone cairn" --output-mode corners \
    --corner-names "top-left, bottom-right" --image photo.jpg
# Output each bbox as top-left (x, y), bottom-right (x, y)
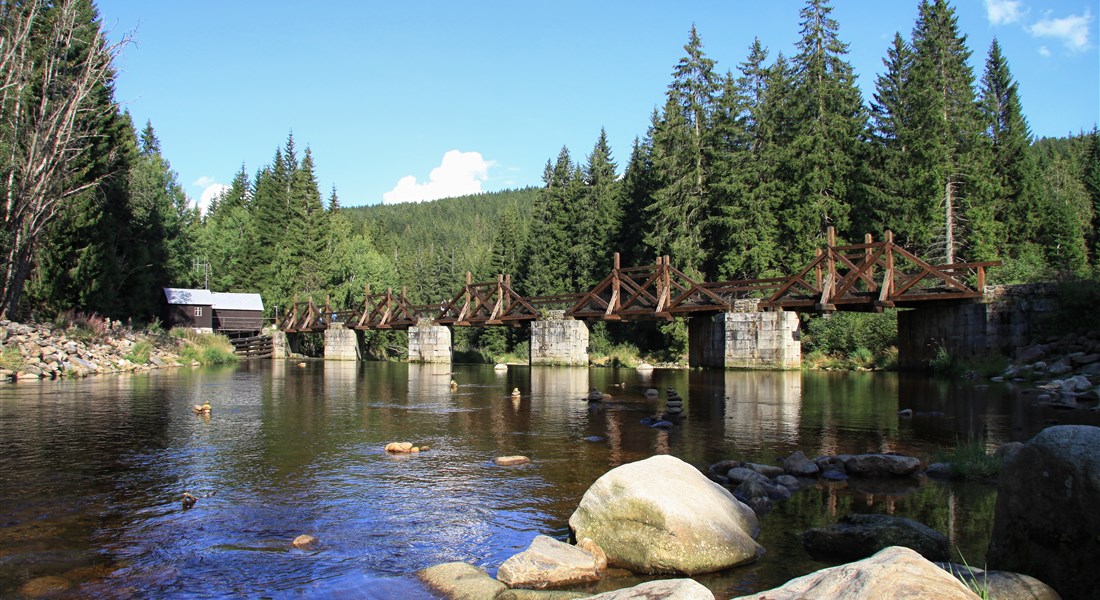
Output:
top-left (664, 387), bottom-right (684, 416)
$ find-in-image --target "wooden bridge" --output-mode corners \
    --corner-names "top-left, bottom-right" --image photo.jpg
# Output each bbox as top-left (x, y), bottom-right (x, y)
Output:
top-left (279, 229), bottom-right (998, 333)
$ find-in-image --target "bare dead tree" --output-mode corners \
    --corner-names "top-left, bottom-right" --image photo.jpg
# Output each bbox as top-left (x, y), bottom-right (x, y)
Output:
top-left (0, 0), bottom-right (130, 319)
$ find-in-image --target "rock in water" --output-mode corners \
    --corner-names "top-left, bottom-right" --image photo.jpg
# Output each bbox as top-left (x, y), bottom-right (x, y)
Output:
top-left (568, 455), bottom-right (762, 575)
top-left (496, 535), bottom-right (601, 589)
top-left (495, 456), bottom-right (531, 466)
top-left (735, 547), bottom-right (979, 600)
top-left (384, 442), bottom-right (414, 453)
top-left (987, 425), bottom-right (1100, 600)
top-left (418, 562), bottom-right (506, 600)
top-left (586, 578), bottom-right (715, 599)
top-left (799, 513), bottom-right (949, 562)
top-left (292, 534), bottom-right (317, 550)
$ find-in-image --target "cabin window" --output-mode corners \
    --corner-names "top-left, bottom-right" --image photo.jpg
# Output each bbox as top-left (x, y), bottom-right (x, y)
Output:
top-left (194, 307), bottom-right (203, 317)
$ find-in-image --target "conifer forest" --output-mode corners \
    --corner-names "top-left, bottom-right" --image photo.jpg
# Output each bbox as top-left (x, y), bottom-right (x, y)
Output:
top-left (2, 0), bottom-right (1097, 360)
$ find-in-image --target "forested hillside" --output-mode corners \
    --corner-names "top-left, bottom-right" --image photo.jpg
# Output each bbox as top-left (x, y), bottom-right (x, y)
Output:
top-left (2, 0), bottom-right (1097, 363)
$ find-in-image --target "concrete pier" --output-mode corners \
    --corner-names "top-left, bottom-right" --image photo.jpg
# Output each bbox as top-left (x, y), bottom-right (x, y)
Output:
top-left (323, 322), bottom-right (361, 361)
top-left (408, 319), bottom-right (452, 363)
top-left (689, 310), bottom-right (801, 369)
top-left (530, 310), bottom-right (589, 366)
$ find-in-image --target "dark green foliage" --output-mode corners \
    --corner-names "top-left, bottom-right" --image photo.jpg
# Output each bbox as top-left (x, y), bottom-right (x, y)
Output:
top-left (803, 311), bottom-right (898, 358)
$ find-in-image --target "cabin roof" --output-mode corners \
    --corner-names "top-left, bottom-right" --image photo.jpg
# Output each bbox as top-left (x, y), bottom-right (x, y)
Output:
top-left (163, 287), bottom-right (214, 306)
top-left (210, 292), bottom-right (264, 312)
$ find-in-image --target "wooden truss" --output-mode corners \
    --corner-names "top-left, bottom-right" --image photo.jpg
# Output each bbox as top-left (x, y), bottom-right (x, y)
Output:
top-left (435, 273), bottom-right (541, 326)
top-left (279, 295), bottom-right (332, 332)
top-left (762, 228), bottom-right (998, 312)
top-left (350, 285), bottom-right (421, 329)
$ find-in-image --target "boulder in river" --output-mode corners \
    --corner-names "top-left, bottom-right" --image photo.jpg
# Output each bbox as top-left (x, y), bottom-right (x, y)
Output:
top-left (496, 535), bottom-right (600, 589)
top-left (799, 513), bottom-right (949, 562)
top-left (987, 425), bottom-right (1100, 600)
top-left (418, 562), bottom-right (506, 600)
top-left (586, 578), bottom-right (715, 599)
top-left (568, 454), bottom-right (762, 575)
top-left (732, 546), bottom-right (979, 600)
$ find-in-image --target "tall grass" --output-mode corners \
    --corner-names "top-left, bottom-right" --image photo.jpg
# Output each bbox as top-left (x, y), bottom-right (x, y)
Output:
top-left (54, 310), bottom-right (110, 342)
top-left (0, 346), bottom-right (24, 371)
top-left (934, 436), bottom-right (1001, 481)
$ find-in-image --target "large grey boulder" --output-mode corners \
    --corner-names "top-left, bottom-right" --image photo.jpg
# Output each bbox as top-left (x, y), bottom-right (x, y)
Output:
top-left (733, 546), bottom-right (980, 600)
top-left (987, 425), bottom-right (1100, 600)
top-left (586, 578), bottom-right (714, 599)
top-left (568, 455), bottom-right (762, 575)
top-left (799, 513), bottom-right (949, 562)
top-left (497, 535), bottom-right (600, 589)
top-left (417, 562), bottom-right (506, 600)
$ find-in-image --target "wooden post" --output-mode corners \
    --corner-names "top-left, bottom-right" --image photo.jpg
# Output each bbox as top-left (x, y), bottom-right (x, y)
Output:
top-left (865, 233), bottom-right (874, 290)
top-left (815, 248), bottom-right (823, 291)
top-left (884, 230), bottom-right (894, 299)
top-left (826, 227), bottom-right (837, 305)
top-left (610, 253), bottom-right (621, 315)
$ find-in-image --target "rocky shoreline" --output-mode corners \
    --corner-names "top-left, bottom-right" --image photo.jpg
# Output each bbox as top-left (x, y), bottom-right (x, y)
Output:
top-left (0, 319), bottom-right (188, 382)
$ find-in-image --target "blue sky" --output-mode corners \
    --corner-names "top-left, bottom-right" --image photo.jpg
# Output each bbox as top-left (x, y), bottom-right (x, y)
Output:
top-left (96, 0), bottom-right (1098, 210)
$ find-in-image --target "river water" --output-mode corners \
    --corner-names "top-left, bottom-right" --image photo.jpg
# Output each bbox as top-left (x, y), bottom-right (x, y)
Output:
top-left (2, 361), bottom-right (1096, 598)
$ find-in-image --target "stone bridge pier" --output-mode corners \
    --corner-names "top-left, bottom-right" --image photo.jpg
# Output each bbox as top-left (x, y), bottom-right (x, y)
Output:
top-left (324, 322), bottom-right (363, 360)
top-left (408, 318), bottom-right (453, 363)
top-left (530, 310), bottom-right (589, 366)
top-left (688, 303), bottom-right (801, 370)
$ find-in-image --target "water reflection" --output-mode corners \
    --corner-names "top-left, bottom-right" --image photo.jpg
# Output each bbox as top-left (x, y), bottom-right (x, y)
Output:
top-left (1, 363), bottom-right (1097, 598)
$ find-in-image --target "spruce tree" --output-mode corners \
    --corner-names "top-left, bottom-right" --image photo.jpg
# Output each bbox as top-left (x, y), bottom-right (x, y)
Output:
top-left (979, 38), bottom-right (1034, 254)
top-left (908, 0), bottom-right (992, 262)
top-left (618, 134), bottom-right (659, 268)
top-left (522, 148), bottom-right (576, 296)
top-left (781, 0), bottom-right (865, 265)
top-left (648, 26), bottom-right (720, 276)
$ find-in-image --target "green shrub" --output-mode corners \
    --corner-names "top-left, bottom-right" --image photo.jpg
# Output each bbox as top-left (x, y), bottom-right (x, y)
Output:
top-left (804, 311), bottom-right (898, 357)
top-left (173, 330), bottom-right (238, 365)
top-left (591, 343), bottom-right (641, 368)
top-left (125, 341), bottom-right (152, 364)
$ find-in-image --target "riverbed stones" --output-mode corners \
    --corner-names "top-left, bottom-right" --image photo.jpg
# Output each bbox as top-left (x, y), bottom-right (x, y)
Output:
top-left (495, 456), bottom-right (531, 466)
top-left (799, 513), bottom-right (949, 562)
top-left (586, 578), bottom-right (715, 599)
top-left (418, 562), bottom-right (507, 600)
top-left (384, 442), bottom-right (414, 453)
top-left (568, 454), bottom-right (762, 575)
top-left (733, 546), bottom-right (980, 600)
top-left (840, 453), bottom-right (921, 478)
top-left (782, 451), bottom-right (819, 477)
top-left (987, 425), bottom-right (1100, 600)
top-left (496, 535), bottom-right (601, 589)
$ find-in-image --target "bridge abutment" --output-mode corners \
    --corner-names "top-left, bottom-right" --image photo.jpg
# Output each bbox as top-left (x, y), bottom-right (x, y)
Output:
top-left (408, 319), bottom-right (453, 363)
top-left (530, 311), bottom-right (589, 366)
top-left (689, 309), bottom-right (801, 370)
top-left (324, 322), bottom-right (362, 360)
top-left (897, 283), bottom-right (1057, 369)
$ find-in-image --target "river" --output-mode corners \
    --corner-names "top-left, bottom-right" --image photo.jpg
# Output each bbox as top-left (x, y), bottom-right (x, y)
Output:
top-left (2, 360), bottom-right (1095, 598)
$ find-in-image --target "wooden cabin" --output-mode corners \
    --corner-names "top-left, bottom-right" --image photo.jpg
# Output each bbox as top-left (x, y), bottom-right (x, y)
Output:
top-left (210, 292), bottom-right (264, 332)
top-left (162, 288), bottom-right (265, 334)
top-left (162, 288), bottom-right (214, 332)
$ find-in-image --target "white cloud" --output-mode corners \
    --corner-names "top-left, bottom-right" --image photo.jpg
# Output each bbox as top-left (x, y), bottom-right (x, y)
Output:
top-left (1039, 45), bottom-right (1051, 56)
top-left (1028, 9), bottom-right (1092, 52)
top-left (383, 150), bottom-right (494, 204)
top-left (984, 0), bottom-right (1026, 25)
top-left (192, 176), bottom-right (229, 215)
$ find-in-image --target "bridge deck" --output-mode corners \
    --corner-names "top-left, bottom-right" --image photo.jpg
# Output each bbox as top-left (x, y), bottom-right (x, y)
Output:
top-left (279, 229), bottom-right (998, 332)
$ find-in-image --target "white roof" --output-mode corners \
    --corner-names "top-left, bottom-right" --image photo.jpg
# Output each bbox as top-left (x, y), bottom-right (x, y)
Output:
top-left (211, 292), bottom-right (264, 312)
top-left (164, 287), bottom-right (213, 306)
